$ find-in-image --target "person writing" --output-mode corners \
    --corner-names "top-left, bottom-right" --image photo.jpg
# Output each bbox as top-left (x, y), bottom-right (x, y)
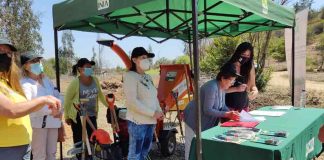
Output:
top-left (184, 63), bottom-right (241, 160)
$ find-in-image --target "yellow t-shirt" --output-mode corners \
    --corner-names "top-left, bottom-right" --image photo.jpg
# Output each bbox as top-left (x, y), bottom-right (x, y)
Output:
top-left (0, 80), bottom-right (32, 147)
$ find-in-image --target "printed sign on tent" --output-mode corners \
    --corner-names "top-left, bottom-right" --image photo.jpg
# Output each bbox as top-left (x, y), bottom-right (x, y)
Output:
top-left (97, 0), bottom-right (109, 10)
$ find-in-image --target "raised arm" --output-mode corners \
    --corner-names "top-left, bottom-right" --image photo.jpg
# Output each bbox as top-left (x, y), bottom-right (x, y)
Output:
top-left (0, 93), bottom-right (61, 118)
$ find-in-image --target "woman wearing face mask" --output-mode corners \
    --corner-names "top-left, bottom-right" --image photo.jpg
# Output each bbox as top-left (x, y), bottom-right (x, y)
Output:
top-left (184, 63), bottom-right (241, 160)
top-left (0, 38), bottom-right (61, 160)
top-left (20, 53), bottom-right (63, 160)
top-left (225, 42), bottom-right (258, 112)
top-left (123, 47), bottom-right (164, 160)
top-left (64, 58), bottom-right (108, 154)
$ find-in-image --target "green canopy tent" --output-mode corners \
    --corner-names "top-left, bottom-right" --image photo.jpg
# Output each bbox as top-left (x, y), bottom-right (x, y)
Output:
top-left (52, 0), bottom-right (295, 159)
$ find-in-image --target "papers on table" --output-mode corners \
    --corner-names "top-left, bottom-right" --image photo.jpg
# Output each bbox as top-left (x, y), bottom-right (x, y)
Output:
top-left (249, 110), bottom-right (286, 117)
top-left (240, 111), bottom-right (266, 122)
top-left (253, 116), bottom-right (266, 122)
top-left (240, 110), bottom-right (258, 122)
top-left (271, 105), bottom-right (293, 110)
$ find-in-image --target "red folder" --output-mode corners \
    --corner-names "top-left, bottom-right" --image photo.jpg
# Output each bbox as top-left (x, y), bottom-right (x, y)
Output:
top-left (221, 121), bottom-right (259, 128)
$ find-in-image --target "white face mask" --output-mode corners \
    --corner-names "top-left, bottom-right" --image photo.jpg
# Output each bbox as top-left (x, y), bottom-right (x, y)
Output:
top-left (139, 59), bottom-right (151, 71)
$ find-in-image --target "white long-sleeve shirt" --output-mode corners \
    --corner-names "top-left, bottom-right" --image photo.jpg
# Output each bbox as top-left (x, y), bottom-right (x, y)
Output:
top-left (123, 71), bottom-right (162, 124)
top-left (21, 77), bottom-right (63, 128)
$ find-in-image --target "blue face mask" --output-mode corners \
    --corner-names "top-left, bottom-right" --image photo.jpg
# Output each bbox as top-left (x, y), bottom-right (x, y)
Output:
top-left (84, 67), bottom-right (93, 77)
top-left (30, 63), bottom-right (43, 76)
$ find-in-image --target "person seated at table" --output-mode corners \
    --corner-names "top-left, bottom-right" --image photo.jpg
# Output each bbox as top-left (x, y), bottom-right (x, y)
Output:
top-left (183, 63), bottom-right (241, 160)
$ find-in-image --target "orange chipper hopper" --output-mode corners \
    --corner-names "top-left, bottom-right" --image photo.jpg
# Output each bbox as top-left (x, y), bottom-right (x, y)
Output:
top-left (97, 40), bottom-right (132, 70)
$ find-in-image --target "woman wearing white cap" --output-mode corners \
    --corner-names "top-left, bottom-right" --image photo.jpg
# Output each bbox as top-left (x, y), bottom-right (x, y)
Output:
top-left (20, 52), bottom-right (64, 160)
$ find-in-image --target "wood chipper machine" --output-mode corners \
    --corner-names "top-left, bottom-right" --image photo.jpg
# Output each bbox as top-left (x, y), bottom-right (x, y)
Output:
top-left (97, 40), bottom-right (194, 157)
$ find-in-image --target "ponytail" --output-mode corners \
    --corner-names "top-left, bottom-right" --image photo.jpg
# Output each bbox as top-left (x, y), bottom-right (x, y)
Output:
top-left (72, 64), bottom-right (78, 76)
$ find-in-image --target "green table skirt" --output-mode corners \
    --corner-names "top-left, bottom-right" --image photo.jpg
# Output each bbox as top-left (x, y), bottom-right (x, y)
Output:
top-left (189, 107), bottom-right (324, 160)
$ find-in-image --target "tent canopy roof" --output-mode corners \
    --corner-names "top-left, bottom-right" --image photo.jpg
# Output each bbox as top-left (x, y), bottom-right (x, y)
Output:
top-left (53, 0), bottom-right (295, 42)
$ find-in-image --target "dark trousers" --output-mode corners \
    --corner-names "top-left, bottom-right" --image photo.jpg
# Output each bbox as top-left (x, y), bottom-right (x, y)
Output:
top-left (71, 114), bottom-right (97, 146)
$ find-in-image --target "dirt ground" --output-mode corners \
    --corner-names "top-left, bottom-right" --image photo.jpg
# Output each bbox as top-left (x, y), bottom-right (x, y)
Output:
top-left (55, 71), bottom-right (324, 160)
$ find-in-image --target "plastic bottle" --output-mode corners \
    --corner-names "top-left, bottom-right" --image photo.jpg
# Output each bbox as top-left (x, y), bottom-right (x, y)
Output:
top-left (300, 89), bottom-right (306, 108)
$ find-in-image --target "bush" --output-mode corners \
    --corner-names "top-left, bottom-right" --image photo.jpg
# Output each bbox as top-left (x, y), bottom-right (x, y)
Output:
top-left (200, 36), bottom-right (240, 76)
top-left (47, 57), bottom-right (72, 75)
top-left (306, 56), bottom-right (318, 71)
top-left (256, 68), bottom-right (272, 92)
top-left (42, 60), bottom-right (55, 79)
top-left (116, 66), bottom-right (126, 72)
top-left (312, 22), bottom-right (323, 35)
top-left (269, 38), bottom-right (285, 62)
top-left (320, 7), bottom-right (324, 19)
top-left (174, 55), bottom-right (190, 65)
top-left (153, 57), bottom-right (172, 68)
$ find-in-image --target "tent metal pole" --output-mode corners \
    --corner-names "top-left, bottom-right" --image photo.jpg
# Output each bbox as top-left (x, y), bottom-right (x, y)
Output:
top-left (166, 0), bottom-right (170, 31)
top-left (291, 28), bottom-right (295, 106)
top-left (54, 29), bottom-right (60, 91)
top-left (191, 0), bottom-right (202, 159)
top-left (204, 0), bottom-right (207, 36)
top-left (188, 31), bottom-right (193, 71)
top-left (54, 28), bottom-right (63, 160)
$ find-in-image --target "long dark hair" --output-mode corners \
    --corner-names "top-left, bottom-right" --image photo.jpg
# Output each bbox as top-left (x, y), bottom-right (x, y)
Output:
top-left (129, 57), bottom-right (137, 72)
top-left (72, 64), bottom-right (78, 76)
top-left (228, 42), bottom-right (254, 81)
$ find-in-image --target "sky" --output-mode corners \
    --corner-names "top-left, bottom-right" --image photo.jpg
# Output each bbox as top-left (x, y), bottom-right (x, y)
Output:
top-left (31, 0), bottom-right (324, 68)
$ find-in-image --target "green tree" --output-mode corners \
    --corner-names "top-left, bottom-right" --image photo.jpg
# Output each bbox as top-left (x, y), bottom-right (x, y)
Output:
top-left (92, 34), bottom-right (105, 74)
top-left (293, 0), bottom-right (313, 12)
top-left (269, 38), bottom-right (285, 62)
top-left (42, 59), bottom-right (55, 79)
top-left (0, 0), bottom-right (43, 54)
top-left (154, 57), bottom-right (172, 68)
top-left (175, 55), bottom-right (190, 65)
top-left (200, 36), bottom-right (240, 76)
top-left (60, 30), bottom-right (75, 58)
top-left (47, 57), bottom-right (72, 75)
top-left (147, 45), bottom-right (154, 66)
top-left (59, 30), bottom-right (75, 74)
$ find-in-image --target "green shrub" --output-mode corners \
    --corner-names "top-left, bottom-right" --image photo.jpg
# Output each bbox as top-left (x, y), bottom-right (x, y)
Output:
top-left (47, 57), bottom-right (72, 75)
top-left (256, 68), bottom-right (272, 92)
top-left (153, 57), bottom-right (172, 69)
top-left (116, 66), bottom-right (126, 72)
top-left (269, 38), bottom-right (285, 62)
top-left (175, 55), bottom-right (190, 65)
top-left (200, 36), bottom-right (240, 76)
top-left (312, 22), bottom-right (323, 35)
top-left (42, 60), bottom-right (56, 79)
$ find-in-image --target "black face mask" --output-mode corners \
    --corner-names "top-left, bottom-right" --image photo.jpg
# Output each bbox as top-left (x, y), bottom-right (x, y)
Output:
top-left (238, 56), bottom-right (250, 65)
top-left (0, 53), bottom-right (12, 72)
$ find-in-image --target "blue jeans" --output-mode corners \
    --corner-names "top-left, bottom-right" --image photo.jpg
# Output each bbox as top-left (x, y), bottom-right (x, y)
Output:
top-left (0, 144), bottom-right (31, 160)
top-left (127, 121), bottom-right (155, 160)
